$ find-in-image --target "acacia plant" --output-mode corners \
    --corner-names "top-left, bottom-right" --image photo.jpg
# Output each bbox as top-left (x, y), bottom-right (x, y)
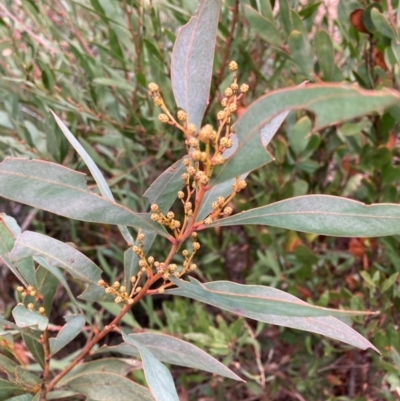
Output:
top-left (1, 1), bottom-right (400, 400)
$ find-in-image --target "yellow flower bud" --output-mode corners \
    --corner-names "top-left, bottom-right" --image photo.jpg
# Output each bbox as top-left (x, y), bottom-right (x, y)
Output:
top-left (153, 96), bottom-right (163, 107)
top-left (192, 242), bottom-right (201, 251)
top-left (178, 191), bottom-right (185, 199)
top-left (148, 82), bottom-right (159, 92)
top-left (217, 111), bottom-right (226, 120)
top-left (158, 113), bottom-right (169, 123)
top-left (187, 124), bottom-right (197, 134)
top-left (151, 204), bottom-right (159, 211)
top-left (240, 83), bottom-right (249, 93)
top-left (166, 211), bottom-right (175, 219)
top-left (229, 61), bottom-right (238, 71)
top-left (231, 83), bottom-right (239, 91)
top-left (204, 217), bottom-right (213, 225)
top-left (224, 87), bottom-right (233, 97)
top-left (177, 110), bottom-right (187, 121)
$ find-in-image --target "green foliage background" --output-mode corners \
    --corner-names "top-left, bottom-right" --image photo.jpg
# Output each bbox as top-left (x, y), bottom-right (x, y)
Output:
top-left (1, 0), bottom-right (400, 399)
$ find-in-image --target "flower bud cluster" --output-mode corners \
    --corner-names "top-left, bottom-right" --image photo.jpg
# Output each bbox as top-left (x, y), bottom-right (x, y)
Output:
top-left (98, 279), bottom-right (133, 304)
top-left (17, 285), bottom-right (37, 298)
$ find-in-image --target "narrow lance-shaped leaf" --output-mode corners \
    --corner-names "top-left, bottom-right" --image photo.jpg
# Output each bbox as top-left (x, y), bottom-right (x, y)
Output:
top-left (212, 84), bottom-right (400, 185)
top-left (168, 277), bottom-right (375, 318)
top-left (168, 278), bottom-right (378, 352)
top-left (49, 314), bottom-right (86, 356)
top-left (0, 158), bottom-right (170, 238)
top-left (288, 30), bottom-right (313, 78)
top-left (121, 332), bottom-right (179, 401)
top-left (244, 5), bottom-right (282, 47)
top-left (97, 332), bottom-right (242, 381)
top-left (171, 0), bottom-right (222, 129)
top-left (209, 194), bottom-right (400, 237)
top-left (51, 110), bottom-right (134, 245)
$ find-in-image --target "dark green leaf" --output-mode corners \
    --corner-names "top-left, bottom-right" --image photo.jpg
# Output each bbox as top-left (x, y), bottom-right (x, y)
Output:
top-left (278, 0), bottom-right (292, 35)
top-left (35, 265), bottom-right (59, 316)
top-left (315, 29), bottom-right (334, 80)
top-left (171, 0), bottom-right (222, 129)
top-left (370, 8), bottom-right (395, 38)
top-left (288, 30), bottom-right (313, 78)
top-left (244, 5), bottom-right (282, 47)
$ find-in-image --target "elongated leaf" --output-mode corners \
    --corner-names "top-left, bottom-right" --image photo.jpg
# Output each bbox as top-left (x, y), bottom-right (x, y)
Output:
top-left (35, 265), bottom-right (59, 315)
top-left (0, 354), bottom-right (40, 387)
top-left (143, 160), bottom-right (186, 214)
top-left (212, 85), bottom-right (400, 185)
top-left (49, 314), bottom-right (85, 356)
top-left (66, 372), bottom-right (154, 401)
top-left (51, 111), bottom-right (134, 245)
top-left (370, 8), bottom-right (395, 38)
top-left (100, 332), bottom-right (242, 381)
top-left (315, 29), bottom-right (334, 80)
top-left (122, 333), bottom-right (179, 401)
top-left (288, 30), bottom-right (313, 77)
top-left (23, 329), bottom-right (45, 368)
top-left (0, 158), bottom-right (169, 238)
top-left (58, 358), bottom-right (133, 386)
top-left (171, 0), bottom-right (221, 129)
top-left (12, 305), bottom-right (48, 331)
top-left (209, 194), bottom-right (400, 237)
top-left (168, 278), bottom-right (378, 352)
top-left (7, 394), bottom-right (34, 401)
top-left (244, 6), bottom-right (282, 47)
top-left (168, 277), bottom-right (374, 318)
top-left (0, 378), bottom-right (24, 399)
top-left (9, 231), bottom-right (102, 285)
top-left (46, 391), bottom-right (79, 400)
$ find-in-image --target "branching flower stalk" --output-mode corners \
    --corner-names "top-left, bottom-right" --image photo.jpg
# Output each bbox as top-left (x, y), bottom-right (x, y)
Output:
top-left (42, 62), bottom-right (249, 396)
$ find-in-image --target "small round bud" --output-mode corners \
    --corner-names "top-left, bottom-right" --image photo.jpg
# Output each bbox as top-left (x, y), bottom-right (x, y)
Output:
top-left (189, 263), bottom-right (197, 271)
top-left (141, 266), bottom-right (147, 272)
top-left (27, 286), bottom-right (34, 292)
top-left (231, 83), bottom-right (239, 91)
top-left (184, 202), bottom-right (192, 211)
top-left (199, 175), bottom-right (209, 185)
top-left (153, 96), bottom-right (163, 107)
top-left (132, 246), bottom-right (141, 254)
top-left (224, 87), bottom-right (233, 97)
top-left (187, 166), bottom-right (196, 175)
top-left (38, 307), bottom-right (46, 315)
top-left (158, 113), bottom-right (169, 123)
top-left (128, 299), bottom-right (134, 304)
top-left (158, 287), bottom-right (165, 294)
top-left (163, 272), bottom-right (170, 280)
top-left (148, 256), bottom-right (154, 264)
top-left (177, 191), bottom-right (185, 199)
top-left (112, 281), bottom-right (120, 289)
top-left (105, 287), bottom-right (113, 294)
top-left (30, 291), bottom-right (36, 297)
top-left (120, 286), bottom-right (126, 293)
top-left (191, 232), bottom-right (198, 239)
top-left (187, 124), bottom-right (197, 134)
top-left (177, 110), bottom-right (187, 121)
top-left (130, 276), bottom-right (136, 283)
top-left (17, 286), bottom-right (24, 292)
top-left (229, 61), bottom-right (238, 71)
top-left (192, 150), bottom-right (202, 161)
top-left (229, 103), bottom-right (237, 113)
top-left (115, 296), bottom-right (123, 304)
top-left (192, 242), bottom-right (201, 251)
top-left (220, 137), bottom-right (229, 148)
top-left (213, 155), bottom-right (225, 165)
top-left (238, 180), bottom-right (247, 190)
top-left (240, 83), bottom-right (249, 93)
top-left (182, 250), bottom-right (189, 257)
top-left (138, 233), bottom-right (145, 241)
top-left (209, 130), bottom-right (217, 141)
top-left (27, 303), bottom-right (35, 311)
top-left (182, 158), bottom-right (190, 166)
top-left (217, 111), bottom-right (226, 120)
top-left (188, 138), bottom-right (199, 148)
top-left (172, 220), bottom-right (181, 228)
top-left (204, 217), bottom-right (213, 225)
top-left (212, 201), bottom-right (219, 210)
top-left (151, 213), bottom-right (159, 221)
top-left (217, 196), bottom-right (225, 205)
top-left (181, 173), bottom-right (189, 181)
top-left (135, 287), bottom-right (142, 293)
top-left (97, 280), bottom-right (106, 286)
top-left (139, 260), bottom-right (146, 268)
top-left (221, 98), bottom-right (228, 107)
top-left (168, 264), bottom-right (177, 271)
top-left (166, 211), bottom-right (175, 219)
top-left (148, 82), bottom-right (159, 92)
top-left (223, 207), bottom-right (233, 215)
top-left (151, 204), bottom-right (159, 212)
